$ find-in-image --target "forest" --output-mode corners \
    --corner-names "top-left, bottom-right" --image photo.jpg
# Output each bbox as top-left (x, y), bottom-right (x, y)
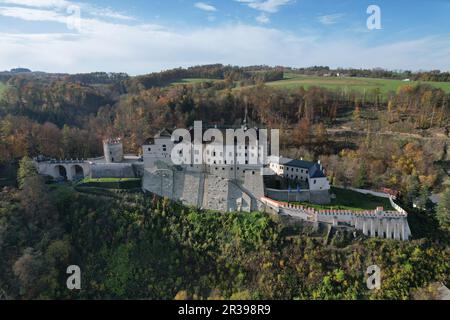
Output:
top-left (0, 167), bottom-right (448, 299)
top-left (0, 64), bottom-right (449, 299)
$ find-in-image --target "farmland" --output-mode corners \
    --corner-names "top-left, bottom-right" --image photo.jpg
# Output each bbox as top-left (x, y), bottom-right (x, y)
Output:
top-left (264, 73), bottom-right (450, 94)
top-left (179, 72), bottom-right (450, 95)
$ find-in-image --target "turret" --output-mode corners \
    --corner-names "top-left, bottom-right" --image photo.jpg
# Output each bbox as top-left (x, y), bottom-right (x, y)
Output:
top-left (103, 138), bottom-right (124, 163)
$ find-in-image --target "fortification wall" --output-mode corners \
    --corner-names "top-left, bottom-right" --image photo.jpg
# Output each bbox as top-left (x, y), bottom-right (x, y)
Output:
top-left (265, 188), bottom-right (310, 202)
top-left (202, 175), bottom-right (229, 212)
top-left (142, 165), bottom-right (267, 213)
top-left (142, 168), bottom-right (174, 198)
top-left (260, 196), bottom-right (411, 240)
top-left (265, 188), bottom-right (331, 204)
top-left (310, 190), bottom-right (332, 204)
top-left (174, 171), bottom-right (203, 207)
top-left (90, 163), bottom-right (136, 179)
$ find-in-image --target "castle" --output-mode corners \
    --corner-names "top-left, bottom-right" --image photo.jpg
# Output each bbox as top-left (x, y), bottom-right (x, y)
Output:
top-left (34, 123), bottom-right (411, 241)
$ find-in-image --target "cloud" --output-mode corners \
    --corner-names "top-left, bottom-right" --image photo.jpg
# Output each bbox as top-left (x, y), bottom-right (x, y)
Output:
top-left (318, 13), bottom-right (344, 25)
top-left (0, 6), bottom-right (68, 22)
top-left (194, 2), bottom-right (217, 12)
top-left (256, 13), bottom-right (270, 24)
top-left (0, 2), bottom-right (449, 74)
top-left (0, 16), bottom-right (449, 75)
top-left (236, 0), bottom-right (292, 13)
top-left (0, 0), bottom-right (70, 8)
top-left (0, 0), bottom-right (134, 20)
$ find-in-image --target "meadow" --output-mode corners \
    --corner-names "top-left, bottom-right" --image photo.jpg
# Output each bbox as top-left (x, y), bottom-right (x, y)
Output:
top-left (265, 73), bottom-right (450, 95)
top-left (173, 73), bottom-right (450, 95)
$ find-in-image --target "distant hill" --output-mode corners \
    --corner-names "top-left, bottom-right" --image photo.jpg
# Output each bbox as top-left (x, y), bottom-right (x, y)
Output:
top-left (10, 67), bottom-right (32, 73)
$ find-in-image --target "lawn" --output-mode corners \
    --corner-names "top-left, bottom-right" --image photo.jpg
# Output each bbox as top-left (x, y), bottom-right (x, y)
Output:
top-left (77, 177), bottom-right (142, 189)
top-left (263, 73), bottom-right (450, 95)
top-left (293, 187), bottom-right (394, 211)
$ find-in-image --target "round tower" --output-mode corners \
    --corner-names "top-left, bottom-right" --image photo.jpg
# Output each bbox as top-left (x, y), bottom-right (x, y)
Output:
top-left (103, 138), bottom-right (124, 163)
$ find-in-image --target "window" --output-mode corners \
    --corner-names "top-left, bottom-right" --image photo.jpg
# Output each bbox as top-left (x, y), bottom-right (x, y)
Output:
top-left (148, 147), bottom-right (151, 152)
top-left (314, 180), bottom-right (316, 184)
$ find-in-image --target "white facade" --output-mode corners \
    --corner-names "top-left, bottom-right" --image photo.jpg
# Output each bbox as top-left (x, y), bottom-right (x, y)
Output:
top-left (142, 130), bottom-right (175, 168)
top-left (103, 138), bottom-right (124, 163)
top-left (268, 156), bottom-right (330, 192)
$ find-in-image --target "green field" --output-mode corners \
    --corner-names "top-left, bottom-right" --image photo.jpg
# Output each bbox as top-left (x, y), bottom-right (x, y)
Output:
top-left (172, 78), bottom-right (221, 85)
top-left (293, 187), bottom-right (394, 211)
top-left (264, 73), bottom-right (450, 94)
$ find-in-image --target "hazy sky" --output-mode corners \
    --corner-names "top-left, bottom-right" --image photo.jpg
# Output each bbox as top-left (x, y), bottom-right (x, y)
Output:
top-left (0, 0), bottom-right (449, 74)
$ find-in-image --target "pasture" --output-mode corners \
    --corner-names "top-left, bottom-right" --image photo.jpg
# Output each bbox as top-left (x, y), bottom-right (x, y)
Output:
top-left (264, 73), bottom-right (450, 95)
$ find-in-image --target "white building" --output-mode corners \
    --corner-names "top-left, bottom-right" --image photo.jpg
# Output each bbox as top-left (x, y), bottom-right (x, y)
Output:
top-left (268, 156), bottom-right (330, 191)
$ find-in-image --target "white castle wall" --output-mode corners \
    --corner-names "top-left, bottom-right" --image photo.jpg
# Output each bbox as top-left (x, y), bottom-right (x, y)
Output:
top-left (260, 197), bottom-right (412, 241)
top-left (103, 140), bottom-right (124, 163)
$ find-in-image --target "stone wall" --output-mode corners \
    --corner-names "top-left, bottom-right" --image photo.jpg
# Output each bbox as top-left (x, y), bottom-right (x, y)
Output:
top-left (260, 197), bottom-right (411, 240)
top-left (90, 163), bottom-right (136, 179)
top-left (265, 188), bottom-right (310, 202)
top-left (265, 188), bottom-right (331, 205)
top-left (202, 175), bottom-right (229, 212)
top-left (142, 164), bottom-right (265, 213)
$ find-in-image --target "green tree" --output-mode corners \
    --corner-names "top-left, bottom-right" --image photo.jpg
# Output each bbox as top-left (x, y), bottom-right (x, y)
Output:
top-left (354, 163), bottom-right (368, 188)
top-left (436, 187), bottom-right (450, 229)
top-left (17, 156), bottom-right (38, 189)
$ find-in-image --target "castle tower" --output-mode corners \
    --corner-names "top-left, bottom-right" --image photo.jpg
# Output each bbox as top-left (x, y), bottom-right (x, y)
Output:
top-left (103, 138), bottom-right (124, 163)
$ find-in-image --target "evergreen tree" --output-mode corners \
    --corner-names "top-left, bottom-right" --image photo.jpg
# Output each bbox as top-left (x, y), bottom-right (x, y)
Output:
top-left (17, 156), bottom-right (38, 189)
top-left (354, 163), bottom-right (368, 188)
top-left (436, 187), bottom-right (450, 229)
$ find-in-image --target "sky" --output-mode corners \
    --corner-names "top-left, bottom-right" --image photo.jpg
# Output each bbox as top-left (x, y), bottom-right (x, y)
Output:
top-left (0, 0), bottom-right (449, 74)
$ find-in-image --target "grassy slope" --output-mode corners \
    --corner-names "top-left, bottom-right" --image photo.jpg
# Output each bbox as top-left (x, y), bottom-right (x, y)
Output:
top-left (264, 73), bottom-right (450, 94)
